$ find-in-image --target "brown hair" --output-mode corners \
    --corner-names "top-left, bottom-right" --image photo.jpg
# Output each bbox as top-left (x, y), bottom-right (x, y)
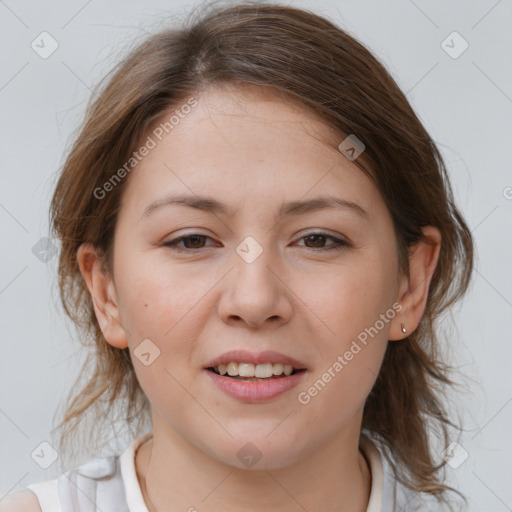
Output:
top-left (49, 1), bottom-right (473, 508)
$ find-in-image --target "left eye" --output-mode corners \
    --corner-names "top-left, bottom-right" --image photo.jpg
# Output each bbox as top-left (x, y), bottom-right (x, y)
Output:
top-left (296, 233), bottom-right (350, 251)
top-left (162, 232), bottom-right (350, 253)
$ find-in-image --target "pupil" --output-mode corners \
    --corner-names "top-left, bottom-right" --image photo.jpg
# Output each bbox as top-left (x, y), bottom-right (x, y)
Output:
top-left (306, 235), bottom-right (324, 248)
top-left (185, 235), bottom-right (204, 248)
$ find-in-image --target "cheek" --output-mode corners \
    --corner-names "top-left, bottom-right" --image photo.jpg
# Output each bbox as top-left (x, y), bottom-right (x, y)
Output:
top-left (295, 256), bottom-right (395, 415)
top-left (115, 250), bottom-right (203, 337)
top-left (114, 262), bottom-right (207, 418)
top-left (312, 256), bottom-right (397, 346)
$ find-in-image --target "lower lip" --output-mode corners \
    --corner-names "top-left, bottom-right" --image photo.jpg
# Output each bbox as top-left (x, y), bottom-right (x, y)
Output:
top-left (205, 369), bottom-right (307, 403)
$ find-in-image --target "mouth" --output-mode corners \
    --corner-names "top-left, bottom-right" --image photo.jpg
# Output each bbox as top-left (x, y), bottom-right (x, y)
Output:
top-left (207, 362), bottom-right (306, 382)
top-left (203, 350), bottom-right (308, 401)
top-left (205, 361), bottom-right (307, 403)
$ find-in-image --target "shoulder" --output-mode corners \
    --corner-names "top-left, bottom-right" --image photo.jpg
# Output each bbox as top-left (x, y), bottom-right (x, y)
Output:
top-left (0, 434), bottom-right (151, 512)
top-left (0, 489), bottom-right (42, 512)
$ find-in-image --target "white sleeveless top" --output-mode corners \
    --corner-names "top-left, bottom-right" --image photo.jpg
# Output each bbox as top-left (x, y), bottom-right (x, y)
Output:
top-left (23, 433), bottom-right (439, 511)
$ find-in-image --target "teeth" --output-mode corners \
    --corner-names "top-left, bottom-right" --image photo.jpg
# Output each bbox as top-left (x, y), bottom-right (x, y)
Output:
top-left (255, 363), bottom-right (273, 378)
top-left (226, 362), bottom-right (238, 376)
top-left (212, 362), bottom-right (297, 377)
top-left (273, 363), bottom-right (284, 375)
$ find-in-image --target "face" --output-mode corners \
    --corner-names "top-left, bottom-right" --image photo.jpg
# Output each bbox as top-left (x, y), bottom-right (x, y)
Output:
top-left (101, 83), bottom-right (405, 469)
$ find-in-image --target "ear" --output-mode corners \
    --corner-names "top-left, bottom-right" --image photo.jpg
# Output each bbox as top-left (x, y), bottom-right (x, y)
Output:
top-left (76, 243), bottom-right (128, 349)
top-left (389, 226), bottom-right (442, 341)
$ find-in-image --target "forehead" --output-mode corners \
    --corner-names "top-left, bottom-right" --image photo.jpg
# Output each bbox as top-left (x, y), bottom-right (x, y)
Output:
top-left (120, 83), bottom-right (383, 221)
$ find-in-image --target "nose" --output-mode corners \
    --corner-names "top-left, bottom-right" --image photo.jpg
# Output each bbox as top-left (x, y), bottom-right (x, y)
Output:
top-left (217, 243), bottom-right (293, 329)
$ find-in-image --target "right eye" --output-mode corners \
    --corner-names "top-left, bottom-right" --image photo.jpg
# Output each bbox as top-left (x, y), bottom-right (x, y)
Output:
top-left (162, 234), bottom-right (216, 253)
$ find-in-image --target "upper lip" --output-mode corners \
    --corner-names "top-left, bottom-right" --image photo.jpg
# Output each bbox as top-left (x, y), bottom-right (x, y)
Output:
top-left (205, 350), bottom-right (307, 370)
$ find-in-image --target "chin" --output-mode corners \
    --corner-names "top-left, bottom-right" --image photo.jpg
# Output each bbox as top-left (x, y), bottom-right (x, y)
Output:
top-left (203, 434), bottom-right (308, 471)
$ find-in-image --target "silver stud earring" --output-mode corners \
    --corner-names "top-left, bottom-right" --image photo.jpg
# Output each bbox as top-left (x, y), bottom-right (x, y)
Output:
top-left (401, 323), bottom-right (407, 334)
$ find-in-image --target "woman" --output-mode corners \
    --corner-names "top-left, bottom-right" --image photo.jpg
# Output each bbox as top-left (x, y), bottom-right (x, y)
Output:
top-left (4, 2), bottom-right (473, 511)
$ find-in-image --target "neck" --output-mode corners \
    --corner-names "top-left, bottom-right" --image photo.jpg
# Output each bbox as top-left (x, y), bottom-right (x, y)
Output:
top-left (135, 420), bottom-right (372, 512)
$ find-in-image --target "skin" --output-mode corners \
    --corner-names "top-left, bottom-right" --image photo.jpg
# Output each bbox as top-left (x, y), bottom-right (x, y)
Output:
top-left (77, 82), bottom-right (441, 512)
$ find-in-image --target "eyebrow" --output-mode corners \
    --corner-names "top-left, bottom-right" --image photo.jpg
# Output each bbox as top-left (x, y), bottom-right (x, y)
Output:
top-left (140, 193), bottom-right (370, 221)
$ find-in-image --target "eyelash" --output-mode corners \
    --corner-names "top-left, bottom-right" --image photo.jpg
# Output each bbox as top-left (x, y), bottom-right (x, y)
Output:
top-left (162, 232), bottom-right (351, 253)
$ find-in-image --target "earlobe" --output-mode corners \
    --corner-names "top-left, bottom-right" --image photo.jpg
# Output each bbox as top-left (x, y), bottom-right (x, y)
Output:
top-left (390, 226), bottom-right (442, 341)
top-left (76, 243), bottom-right (129, 349)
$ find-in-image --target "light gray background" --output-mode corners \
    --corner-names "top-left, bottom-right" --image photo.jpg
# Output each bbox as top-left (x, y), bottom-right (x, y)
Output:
top-left (1, 0), bottom-right (511, 509)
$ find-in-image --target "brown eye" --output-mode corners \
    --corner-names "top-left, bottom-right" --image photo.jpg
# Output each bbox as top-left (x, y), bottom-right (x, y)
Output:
top-left (180, 235), bottom-right (208, 249)
top-left (163, 234), bottom-right (214, 253)
top-left (298, 232), bottom-right (350, 252)
top-left (303, 234), bottom-right (328, 248)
